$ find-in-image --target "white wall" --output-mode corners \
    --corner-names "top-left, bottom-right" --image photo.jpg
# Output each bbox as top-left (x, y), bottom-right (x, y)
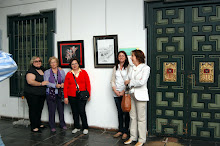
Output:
top-left (0, 0), bottom-right (146, 129)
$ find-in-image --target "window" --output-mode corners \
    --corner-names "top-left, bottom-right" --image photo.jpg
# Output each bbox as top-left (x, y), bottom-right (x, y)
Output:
top-left (7, 11), bottom-right (55, 97)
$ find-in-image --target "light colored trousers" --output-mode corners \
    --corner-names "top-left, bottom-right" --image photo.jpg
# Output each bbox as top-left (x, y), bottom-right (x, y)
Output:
top-left (129, 93), bottom-right (147, 143)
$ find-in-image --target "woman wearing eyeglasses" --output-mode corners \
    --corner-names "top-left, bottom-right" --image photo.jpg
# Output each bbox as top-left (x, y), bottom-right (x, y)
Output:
top-left (63, 58), bottom-right (91, 135)
top-left (24, 56), bottom-right (49, 133)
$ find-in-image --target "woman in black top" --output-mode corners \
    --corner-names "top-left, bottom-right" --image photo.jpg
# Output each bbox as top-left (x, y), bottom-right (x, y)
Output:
top-left (24, 56), bottom-right (49, 132)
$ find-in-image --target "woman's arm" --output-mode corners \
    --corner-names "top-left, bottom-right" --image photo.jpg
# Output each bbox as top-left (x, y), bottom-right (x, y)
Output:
top-left (63, 73), bottom-right (69, 99)
top-left (44, 70), bottom-right (56, 88)
top-left (129, 66), bottom-right (150, 87)
top-left (27, 73), bottom-right (48, 86)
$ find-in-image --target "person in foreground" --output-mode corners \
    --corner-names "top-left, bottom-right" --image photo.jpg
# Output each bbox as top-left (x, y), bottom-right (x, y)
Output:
top-left (64, 58), bottom-right (91, 135)
top-left (24, 56), bottom-right (49, 133)
top-left (111, 51), bottom-right (130, 140)
top-left (44, 56), bottom-right (67, 132)
top-left (124, 50), bottom-right (150, 146)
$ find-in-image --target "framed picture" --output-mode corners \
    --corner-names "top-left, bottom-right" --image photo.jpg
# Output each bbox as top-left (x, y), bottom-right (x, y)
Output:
top-left (93, 35), bottom-right (118, 68)
top-left (57, 40), bottom-right (85, 68)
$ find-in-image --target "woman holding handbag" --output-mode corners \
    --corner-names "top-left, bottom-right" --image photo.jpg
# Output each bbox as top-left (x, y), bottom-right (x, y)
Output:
top-left (111, 51), bottom-right (130, 140)
top-left (64, 58), bottom-right (91, 135)
top-left (44, 56), bottom-right (67, 132)
top-left (124, 50), bottom-right (150, 146)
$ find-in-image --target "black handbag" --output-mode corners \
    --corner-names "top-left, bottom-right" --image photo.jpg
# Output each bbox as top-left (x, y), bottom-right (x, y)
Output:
top-left (72, 73), bottom-right (90, 100)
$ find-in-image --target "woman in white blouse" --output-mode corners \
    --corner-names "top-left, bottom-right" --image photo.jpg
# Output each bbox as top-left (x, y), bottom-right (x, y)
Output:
top-left (111, 51), bottom-right (130, 140)
top-left (124, 50), bottom-right (150, 146)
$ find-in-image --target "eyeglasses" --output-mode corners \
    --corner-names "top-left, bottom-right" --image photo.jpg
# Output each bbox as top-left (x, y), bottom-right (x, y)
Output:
top-left (71, 63), bottom-right (78, 65)
top-left (34, 60), bottom-right (42, 63)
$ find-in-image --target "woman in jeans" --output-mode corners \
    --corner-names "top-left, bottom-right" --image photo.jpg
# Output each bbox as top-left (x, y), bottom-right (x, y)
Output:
top-left (111, 51), bottom-right (130, 140)
top-left (64, 58), bottom-right (91, 135)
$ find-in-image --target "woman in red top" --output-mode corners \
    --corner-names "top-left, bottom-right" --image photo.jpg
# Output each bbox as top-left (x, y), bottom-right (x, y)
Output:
top-left (64, 58), bottom-right (91, 135)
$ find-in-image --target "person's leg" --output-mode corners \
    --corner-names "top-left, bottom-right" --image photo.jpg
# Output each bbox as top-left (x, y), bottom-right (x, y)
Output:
top-left (136, 100), bottom-right (147, 143)
top-left (0, 134), bottom-right (5, 146)
top-left (79, 99), bottom-right (88, 129)
top-left (38, 95), bottom-right (46, 128)
top-left (124, 111), bottom-right (130, 134)
top-left (114, 97), bottom-right (123, 133)
top-left (46, 95), bottom-right (56, 129)
top-left (68, 97), bottom-right (80, 129)
top-left (129, 93), bottom-right (138, 141)
top-left (56, 95), bottom-right (66, 128)
top-left (25, 94), bottom-right (40, 130)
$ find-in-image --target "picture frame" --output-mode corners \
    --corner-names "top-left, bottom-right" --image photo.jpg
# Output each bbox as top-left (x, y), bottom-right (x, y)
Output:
top-left (93, 35), bottom-right (118, 68)
top-left (57, 40), bottom-right (85, 68)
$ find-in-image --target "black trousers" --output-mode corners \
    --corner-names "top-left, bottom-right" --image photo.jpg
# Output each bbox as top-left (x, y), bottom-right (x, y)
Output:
top-left (69, 96), bottom-right (88, 129)
top-left (25, 93), bottom-right (46, 130)
top-left (114, 96), bottom-right (130, 134)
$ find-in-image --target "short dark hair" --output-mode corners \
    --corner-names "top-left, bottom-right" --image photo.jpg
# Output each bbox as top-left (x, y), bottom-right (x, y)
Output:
top-left (69, 57), bottom-right (80, 69)
top-left (115, 51), bottom-right (129, 70)
top-left (132, 50), bottom-right (145, 63)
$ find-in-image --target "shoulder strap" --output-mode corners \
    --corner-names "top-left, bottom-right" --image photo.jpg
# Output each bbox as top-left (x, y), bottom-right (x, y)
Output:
top-left (72, 73), bottom-right (79, 91)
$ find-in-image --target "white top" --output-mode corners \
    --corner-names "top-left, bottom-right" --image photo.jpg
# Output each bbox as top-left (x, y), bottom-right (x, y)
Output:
top-left (128, 63), bottom-right (150, 101)
top-left (113, 65), bottom-right (129, 97)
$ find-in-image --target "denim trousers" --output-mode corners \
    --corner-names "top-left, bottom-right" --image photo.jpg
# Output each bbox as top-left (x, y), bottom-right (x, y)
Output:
top-left (114, 96), bottom-right (130, 134)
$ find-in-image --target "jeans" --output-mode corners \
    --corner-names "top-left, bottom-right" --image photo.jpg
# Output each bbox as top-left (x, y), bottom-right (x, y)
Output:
top-left (114, 96), bottom-right (130, 134)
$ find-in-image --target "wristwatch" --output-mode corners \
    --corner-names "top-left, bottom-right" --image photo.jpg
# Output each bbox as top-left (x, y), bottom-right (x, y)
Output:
top-left (40, 82), bottom-right (42, 86)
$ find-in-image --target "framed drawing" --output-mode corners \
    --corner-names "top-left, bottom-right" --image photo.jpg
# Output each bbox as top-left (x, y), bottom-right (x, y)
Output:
top-left (93, 35), bottom-right (118, 68)
top-left (57, 40), bottom-right (85, 68)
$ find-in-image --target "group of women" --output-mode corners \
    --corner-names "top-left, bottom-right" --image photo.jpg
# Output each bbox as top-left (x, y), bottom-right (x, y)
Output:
top-left (24, 49), bottom-right (150, 146)
top-left (24, 56), bottom-right (90, 135)
top-left (111, 50), bottom-right (150, 146)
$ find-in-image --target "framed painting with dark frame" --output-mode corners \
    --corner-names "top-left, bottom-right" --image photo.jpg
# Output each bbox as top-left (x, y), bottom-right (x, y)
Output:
top-left (93, 35), bottom-right (118, 68)
top-left (57, 40), bottom-right (85, 68)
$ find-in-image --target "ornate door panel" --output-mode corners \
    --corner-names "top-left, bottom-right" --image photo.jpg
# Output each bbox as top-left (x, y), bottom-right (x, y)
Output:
top-left (145, 1), bottom-right (220, 140)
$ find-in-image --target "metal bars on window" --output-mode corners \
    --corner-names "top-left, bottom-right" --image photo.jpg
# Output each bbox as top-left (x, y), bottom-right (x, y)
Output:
top-left (11, 18), bottom-right (48, 96)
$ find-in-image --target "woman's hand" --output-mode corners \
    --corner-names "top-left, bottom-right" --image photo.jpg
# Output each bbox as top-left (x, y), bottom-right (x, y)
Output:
top-left (64, 98), bottom-right (68, 104)
top-left (41, 81), bottom-right (49, 86)
top-left (61, 83), bottom-right (64, 88)
top-left (88, 97), bottom-right (91, 101)
top-left (119, 90), bottom-right (125, 96)
top-left (114, 90), bottom-right (120, 97)
top-left (56, 84), bottom-right (61, 88)
top-left (124, 80), bottom-right (130, 86)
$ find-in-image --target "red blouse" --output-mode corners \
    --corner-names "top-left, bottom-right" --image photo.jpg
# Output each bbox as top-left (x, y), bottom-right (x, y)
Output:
top-left (64, 70), bottom-right (91, 98)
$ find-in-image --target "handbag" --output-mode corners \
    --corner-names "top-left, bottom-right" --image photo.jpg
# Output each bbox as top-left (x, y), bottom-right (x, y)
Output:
top-left (72, 73), bottom-right (90, 100)
top-left (117, 69), bottom-right (131, 112)
top-left (121, 86), bottom-right (131, 112)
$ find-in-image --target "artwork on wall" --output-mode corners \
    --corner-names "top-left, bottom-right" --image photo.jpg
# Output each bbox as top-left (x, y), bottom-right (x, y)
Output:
top-left (57, 40), bottom-right (85, 68)
top-left (93, 35), bottom-right (118, 68)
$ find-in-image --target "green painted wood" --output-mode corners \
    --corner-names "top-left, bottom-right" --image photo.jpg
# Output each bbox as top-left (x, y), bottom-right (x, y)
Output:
top-left (146, 0), bottom-right (220, 141)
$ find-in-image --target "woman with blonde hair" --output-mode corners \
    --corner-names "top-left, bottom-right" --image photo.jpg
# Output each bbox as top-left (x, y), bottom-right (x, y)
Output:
top-left (24, 56), bottom-right (49, 133)
top-left (44, 56), bottom-right (67, 132)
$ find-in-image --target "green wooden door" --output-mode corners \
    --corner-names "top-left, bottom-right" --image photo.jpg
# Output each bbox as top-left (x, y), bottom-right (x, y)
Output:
top-left (145, 0), bottom-right (220, 140)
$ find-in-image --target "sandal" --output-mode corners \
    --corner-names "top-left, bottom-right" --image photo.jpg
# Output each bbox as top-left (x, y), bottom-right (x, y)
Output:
top-left (113, 132), bottom-right (122, 138)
